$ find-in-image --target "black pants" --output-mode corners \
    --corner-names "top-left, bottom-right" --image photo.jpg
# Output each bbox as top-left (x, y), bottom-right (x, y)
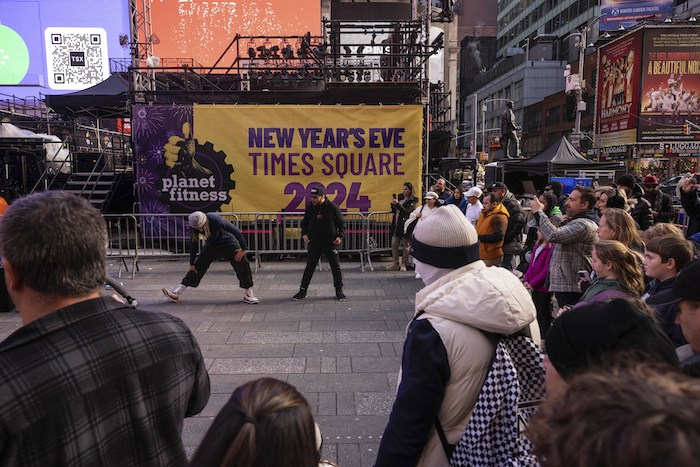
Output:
top-left (532, 290), bottom-right (553, 337)
top-left (301, 242), bottom-right (343, 289)
top-left (554, 291), bottom-right (581, 308)
top-left (182, 244), bottom-right (253, 289)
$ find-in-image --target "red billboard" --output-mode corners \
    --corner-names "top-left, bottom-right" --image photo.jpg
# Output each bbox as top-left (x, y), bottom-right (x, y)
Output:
top-left (638, 27), bottom-right (700, 141)
top-left (596, 30), bottom-right (643, 148)
top-left (141, 0), bottom-right (321, 67)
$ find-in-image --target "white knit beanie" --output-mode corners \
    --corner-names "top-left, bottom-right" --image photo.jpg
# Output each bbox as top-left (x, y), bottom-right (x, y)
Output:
top-left (411, 204), bottom-right (480, 269)
top-left (188, 211), bottom-right (207, 229)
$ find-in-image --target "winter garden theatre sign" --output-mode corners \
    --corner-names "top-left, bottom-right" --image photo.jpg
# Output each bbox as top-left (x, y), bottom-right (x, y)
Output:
top-left (134, 104), bottom-right (422, 214)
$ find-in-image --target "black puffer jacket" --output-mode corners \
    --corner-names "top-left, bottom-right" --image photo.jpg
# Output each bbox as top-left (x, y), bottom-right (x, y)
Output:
top-left (628, 183), bottom-right (654, 231)
top-left (390, 194), bottom-right (418, 238)
top-left (500, 191), bottom-right (526, 244)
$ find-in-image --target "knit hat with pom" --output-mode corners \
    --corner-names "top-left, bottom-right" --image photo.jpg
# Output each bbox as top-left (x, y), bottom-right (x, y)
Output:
top-left (410, 204), bottom-right (480, 269)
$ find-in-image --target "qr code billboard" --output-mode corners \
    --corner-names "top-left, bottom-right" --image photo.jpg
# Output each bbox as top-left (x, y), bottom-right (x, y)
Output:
top-left (44, 27), bottom-right (110, 90)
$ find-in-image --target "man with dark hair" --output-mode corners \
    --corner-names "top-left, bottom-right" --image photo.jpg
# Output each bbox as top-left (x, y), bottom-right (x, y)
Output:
top-left (293, 186), bottom-right (346, 301)
top-left (0, 191), bottom-right (210, 466)
top-left (530, 186), bottom-right (599, 306)
top-left (500, 101), bottom-right (520, 159)
top-left (433, 178), bottom-right (451, 201)
top-left (490, 182), bottom-right (525, 270)
top-left (617, 174), bottom-right (653, 230)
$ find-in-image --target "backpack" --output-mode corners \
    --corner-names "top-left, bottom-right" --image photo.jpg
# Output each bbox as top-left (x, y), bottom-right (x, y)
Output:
top-left (435, 331), bottom-right (546, 466)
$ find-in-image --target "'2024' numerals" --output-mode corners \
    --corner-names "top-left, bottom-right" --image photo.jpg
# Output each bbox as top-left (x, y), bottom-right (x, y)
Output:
top-left (284, 182), bottom-right (371, 212)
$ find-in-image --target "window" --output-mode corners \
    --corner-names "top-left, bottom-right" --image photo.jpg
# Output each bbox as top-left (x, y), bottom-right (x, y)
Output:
top-left (545, 106), bottom-right (560, 125)
top-left (513, 80), bottom-right (524, 101)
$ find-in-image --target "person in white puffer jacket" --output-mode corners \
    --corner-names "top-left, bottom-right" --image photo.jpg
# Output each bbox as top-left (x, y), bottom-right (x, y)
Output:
top-left (376, 205), bottom-right (539, 467)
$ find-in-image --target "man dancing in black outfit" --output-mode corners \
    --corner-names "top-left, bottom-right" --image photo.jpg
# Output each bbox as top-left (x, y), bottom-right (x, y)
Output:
top-left (293, 186), bottom-right (346, 301)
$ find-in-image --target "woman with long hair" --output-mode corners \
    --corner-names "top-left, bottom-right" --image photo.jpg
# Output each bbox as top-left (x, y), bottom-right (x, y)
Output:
top-left (597, 208), bottom-right (645, 256)
top-left (190, 378), bottom-right (329, 467)
top-left (445, 186), bottom-right (468, 215)
top-left (387, 182), bottom-right (418, 271)
top-left (574, 240), bottom-right (645, 308)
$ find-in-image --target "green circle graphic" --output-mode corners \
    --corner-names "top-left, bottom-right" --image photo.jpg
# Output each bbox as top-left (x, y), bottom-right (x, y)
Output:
top-left (0, 25), bottom-right (31, 85)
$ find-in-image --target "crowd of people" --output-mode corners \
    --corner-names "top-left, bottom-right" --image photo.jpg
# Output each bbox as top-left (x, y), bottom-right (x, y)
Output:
top-left (1, 173), bottom-right (700, 466)
top-left (376, 172), bottom-right (700, 466)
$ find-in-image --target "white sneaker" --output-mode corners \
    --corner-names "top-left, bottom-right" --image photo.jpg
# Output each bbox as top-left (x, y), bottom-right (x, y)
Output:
top-left (162, 288), bottom-right (180, 303)
top-left (243, 292), bottom-right (259, 304)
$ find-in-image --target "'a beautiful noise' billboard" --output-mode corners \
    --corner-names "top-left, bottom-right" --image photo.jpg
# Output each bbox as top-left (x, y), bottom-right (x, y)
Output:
top-left (133, 105), bottom-right (423, 214)
top-left (638, 27), bottom-right (700, 142)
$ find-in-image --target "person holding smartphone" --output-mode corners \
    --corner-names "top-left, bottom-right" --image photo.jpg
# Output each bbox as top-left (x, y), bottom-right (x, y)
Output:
top-left (387, 183), bottom-right (418, 271)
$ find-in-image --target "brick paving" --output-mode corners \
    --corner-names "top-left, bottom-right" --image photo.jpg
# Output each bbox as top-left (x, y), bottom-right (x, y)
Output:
top-left (0, 256), bottom-right (423, 467)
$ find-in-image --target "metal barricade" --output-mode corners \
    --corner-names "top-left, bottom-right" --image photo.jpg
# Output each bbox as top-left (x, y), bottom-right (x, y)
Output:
top-left (366, 211), bottom-right (394, 272)
top-left (104, 214), bottom-right (138, 279)
top-left (101, 210), bottom-right (399, 275)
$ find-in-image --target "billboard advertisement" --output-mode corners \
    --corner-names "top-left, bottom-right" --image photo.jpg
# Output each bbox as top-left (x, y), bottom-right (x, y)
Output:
top-left (143, 0), bottom-right (321, 67)
top-left (134, 105), bottom-right (423, 214)
top-left (596, 30), bottom-right (643, 148)
top-left (0, 0), bottom-right (130, 99)
top-left (600, 0), bottom-right (674, 32)
top-left (638, 27), bottom-right (700, 142)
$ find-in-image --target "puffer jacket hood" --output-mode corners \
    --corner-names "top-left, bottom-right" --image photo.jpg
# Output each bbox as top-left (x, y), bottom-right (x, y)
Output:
top-left (415, 260), bottom-right (537, 336)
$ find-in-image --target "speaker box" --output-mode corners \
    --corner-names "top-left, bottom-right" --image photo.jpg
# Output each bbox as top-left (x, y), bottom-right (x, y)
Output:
top-left (485, 164), bottom-right (503, 188)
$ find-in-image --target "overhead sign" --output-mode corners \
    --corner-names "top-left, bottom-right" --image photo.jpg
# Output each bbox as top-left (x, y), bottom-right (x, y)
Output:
top-left (638, 27), bottom-right (700, 142)
top-left (134, 105), bottom-right (423, 214)
top-left (600, 0), bottom-right (674, 31)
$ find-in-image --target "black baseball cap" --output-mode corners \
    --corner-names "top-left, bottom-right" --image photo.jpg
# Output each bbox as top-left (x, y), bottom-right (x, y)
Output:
top-left (490, 182), bottom-right (507, 190)
top-left (646, 259), bottom-right (700, 306)
top-left (310, 187), bottom-right (325, 196)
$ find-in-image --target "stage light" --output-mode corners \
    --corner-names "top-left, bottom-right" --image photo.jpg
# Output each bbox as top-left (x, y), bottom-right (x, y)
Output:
top-left (689, 16), bottom-right (697, 22)
top-left (257, 45), bottom-right (271, 59)
top-left (281, 45), bottom-right (294, 59)
top-left (270, 45), bottom-right (280, 58)
top-left (119, 34), bottom-right (129, 48)
top-left (343, 46), bottom-right (352, 56)
top-left (357, 45), bottom-right (365, 57)
top-left (247, 39), bottom-right (256, 59)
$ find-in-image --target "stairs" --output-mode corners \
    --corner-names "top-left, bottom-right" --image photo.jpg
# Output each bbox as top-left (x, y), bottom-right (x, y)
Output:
top-left (63, 171), bottom-right (118, 211)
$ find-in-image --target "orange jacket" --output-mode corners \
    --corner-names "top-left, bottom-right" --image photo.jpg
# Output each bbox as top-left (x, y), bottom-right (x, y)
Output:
top-left (475, 202), bottom-right (510, 260)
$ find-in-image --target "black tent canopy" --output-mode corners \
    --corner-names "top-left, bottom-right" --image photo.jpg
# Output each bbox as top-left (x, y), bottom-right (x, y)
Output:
top-left (504, 137), bottom-right (620, 176)
top-left (44, 72), bottom-right (130, 118)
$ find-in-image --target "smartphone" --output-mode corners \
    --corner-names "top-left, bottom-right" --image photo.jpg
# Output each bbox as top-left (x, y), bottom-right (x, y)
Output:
top-left (577, 270), bottom-right (591, 283)
top-left (392, 193), bottom-right (397, 199)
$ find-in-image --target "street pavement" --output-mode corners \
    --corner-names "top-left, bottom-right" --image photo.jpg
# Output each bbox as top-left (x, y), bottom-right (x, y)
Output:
top-left (0, 255), bottom-right (423, 467)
